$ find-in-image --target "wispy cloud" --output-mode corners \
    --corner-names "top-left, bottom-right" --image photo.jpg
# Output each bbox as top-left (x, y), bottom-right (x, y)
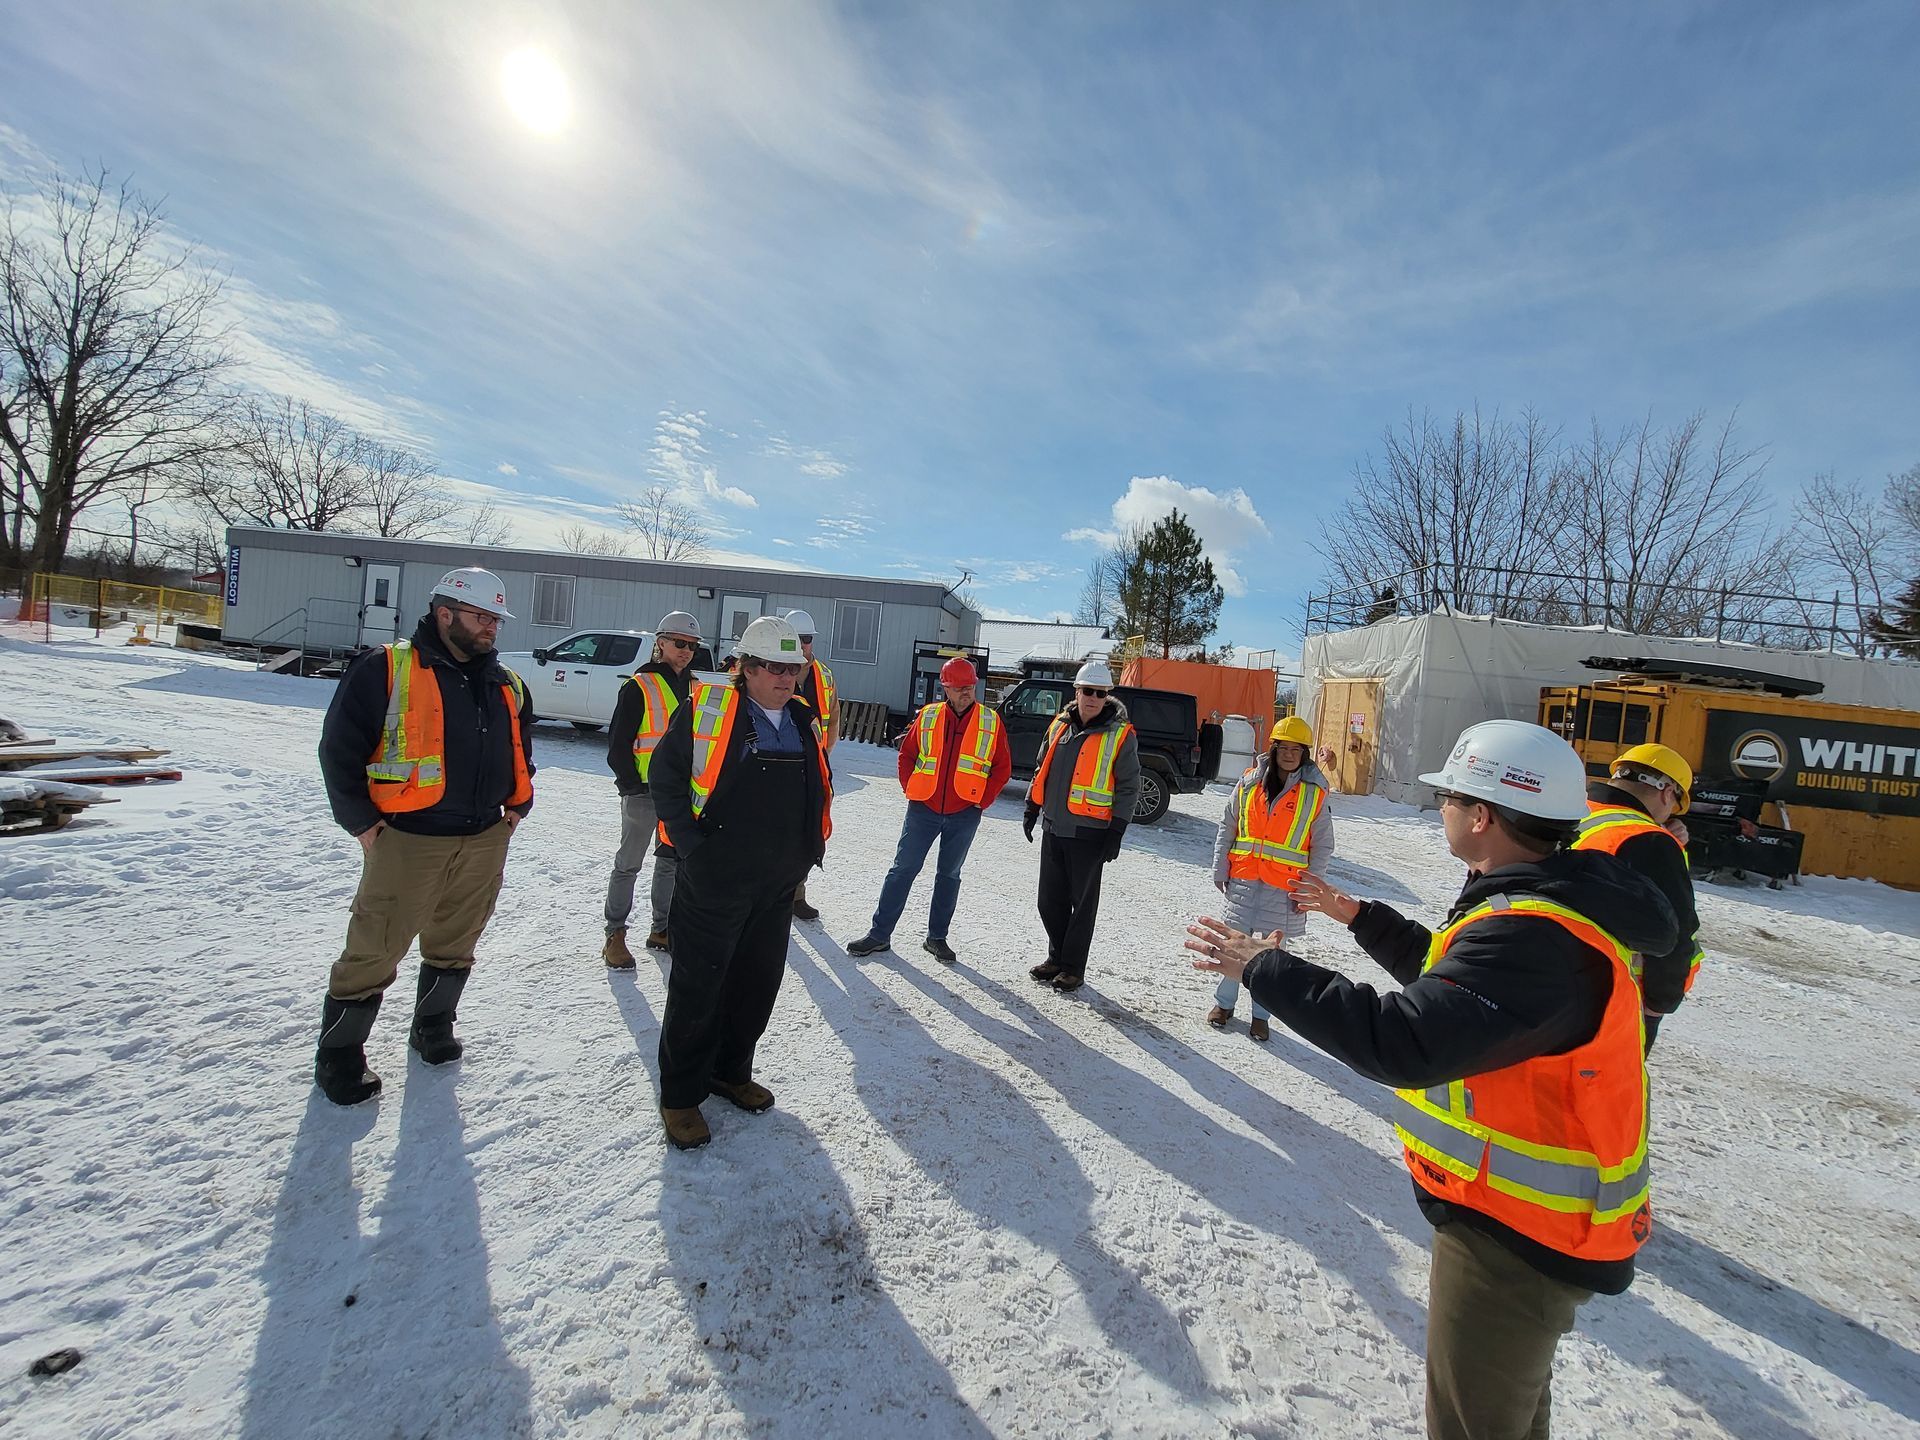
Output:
top-left (764, 434), bottom-right (850, 479)
top-left (648, 409), bottom-right (758, 510)
top-left (808, 513), bottom-right (871, 549)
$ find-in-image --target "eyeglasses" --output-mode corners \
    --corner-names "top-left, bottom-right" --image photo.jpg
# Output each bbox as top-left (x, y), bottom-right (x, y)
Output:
top-left (1078, 687), bottom-right (1109, 698)
top-left (661, 637), bottom-right (697, 652)
top-left (450, 605), bottom-right (502, 628)
top-left (751, 660), bottom-right (804, 677)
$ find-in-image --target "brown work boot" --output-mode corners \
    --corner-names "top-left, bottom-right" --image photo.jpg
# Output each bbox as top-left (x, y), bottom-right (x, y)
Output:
top-left (1205, 1005), bottom-right (1233, 1029)
top-left (644, 930), bottom-right (671, 952)
top-left (602, 930), bottom-right (636, 969)
top-left (708, 1077), bottom-right (776, 1113)
top-left (661, 1105), bottom-right (711, 1149)
top-left (1029, 961), bottom-right (1064, 984)
top-left (1249, 1017), bottom-right (1270, 1043)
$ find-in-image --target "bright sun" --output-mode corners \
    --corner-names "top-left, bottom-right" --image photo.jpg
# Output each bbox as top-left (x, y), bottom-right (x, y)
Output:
top-left (500, 47), bottom-right (573, 135)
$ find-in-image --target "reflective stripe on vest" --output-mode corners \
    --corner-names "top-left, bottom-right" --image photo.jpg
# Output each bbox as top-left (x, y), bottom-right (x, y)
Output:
top-left (798, 659), bottom-right (836, 723)
top-left (669, 681), bottom-right (834, 844)
top-left (1391, 894), bottom-right (1652, 1258)
top-left (1574, 802), bottom-right (1704, 989)
top-left (629, 671), bottom-right (680, 783)
top-left (1227, 776), bottom-right (1325, 888)
top-left (905, 702), bottom-right (1002, 806)
top-left (1031, 715), bottom-right (1132, 821)
top-left (365, 640), bottom-right (531, 814)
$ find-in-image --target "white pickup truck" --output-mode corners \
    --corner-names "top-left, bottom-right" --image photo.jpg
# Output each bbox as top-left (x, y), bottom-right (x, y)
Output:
top-left (497, 629), bottom-right (723, 730)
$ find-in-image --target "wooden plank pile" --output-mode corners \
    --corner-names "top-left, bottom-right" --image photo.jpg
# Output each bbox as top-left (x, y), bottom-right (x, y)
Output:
top-left (0, 723), bottom-right (176, 835)
top-left (837, 699), bottom-right (891, 746)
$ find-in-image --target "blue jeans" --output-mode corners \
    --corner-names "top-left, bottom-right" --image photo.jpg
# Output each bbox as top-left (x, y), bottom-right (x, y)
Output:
top-left (869, 802), bottom-right (983, 942)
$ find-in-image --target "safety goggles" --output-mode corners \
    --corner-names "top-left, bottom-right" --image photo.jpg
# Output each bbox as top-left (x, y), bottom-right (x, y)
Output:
top-left (1078, 686), bottom-right (1109, 699)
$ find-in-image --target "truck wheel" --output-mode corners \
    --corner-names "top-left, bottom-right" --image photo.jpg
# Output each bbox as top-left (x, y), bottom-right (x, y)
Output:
top-left (1133, 768), bottom-right (1171, 824)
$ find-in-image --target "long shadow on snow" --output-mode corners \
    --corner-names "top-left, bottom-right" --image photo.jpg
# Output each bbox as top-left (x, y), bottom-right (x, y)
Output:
top-left (240, 1078), bottom-right (533, 1439)
top-left (790, 937), bottom-right (1216, 1403)
top-left (941, 969), bottom-right (1838, 1438)
top-left (609, 950), bottom-right (990, 1437)
top-left (1626, 1221), bottom-right (1920, 1424)
top-left (916, 963), bottom-right (1428, 1355)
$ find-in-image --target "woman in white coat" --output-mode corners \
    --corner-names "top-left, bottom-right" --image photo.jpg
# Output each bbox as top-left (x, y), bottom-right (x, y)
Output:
top-left (1206, 716), bottom-right (1334, 1041)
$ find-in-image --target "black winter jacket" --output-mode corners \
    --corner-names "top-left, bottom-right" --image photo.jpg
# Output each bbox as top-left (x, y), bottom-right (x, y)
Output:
top-left (318, 616), bottom-right (536, 837)
top-left (648, 684), bottom-right (829, 872)
top-left (1243, 847), bottom-right (1677, 1293)
top-left (1584, 783), bottom-right (1701, 1015)
top-left (605, 660), bottom-right (694, 796)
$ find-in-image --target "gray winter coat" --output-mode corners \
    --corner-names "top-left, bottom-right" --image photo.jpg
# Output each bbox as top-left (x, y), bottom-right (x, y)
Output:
top-left (1211, 756), bottom-right (1334, 939)
top-left (1033, 698), bottom-right (1142, 839)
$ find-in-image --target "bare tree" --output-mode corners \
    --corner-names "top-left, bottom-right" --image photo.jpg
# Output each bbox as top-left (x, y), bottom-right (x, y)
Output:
top-left (1784, 473), bottom-right (1904, 655)
top-left (181, 395), bottom-right (365, 532)
top-left (1557, 413), bottom-right (1770, 633)
top-left (1074, 550), bottom-right (1121, 629)
top-left (1887, 462), bottom-right (1920, 552)
top-left (362, 439), bottom-right (456, 538)
top-left (555, 521), bottom-right (631, 556)
top-left (617, 482), bottom-right (707, 560)
top-left (1318, 408), bottom-right (1573, 624)
top-left (0, 169), bottom-right (230, 572)
top-left (456, 498), bottom-right (515, 547)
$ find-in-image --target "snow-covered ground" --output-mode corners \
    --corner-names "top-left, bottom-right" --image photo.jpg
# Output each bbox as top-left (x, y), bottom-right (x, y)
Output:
top-left (3, 633), bottom-right (1918, 1439)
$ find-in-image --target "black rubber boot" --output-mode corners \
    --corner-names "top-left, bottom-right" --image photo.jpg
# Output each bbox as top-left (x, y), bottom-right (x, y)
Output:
top-left (409, 965), bottom-right (470, 1064)
top-left (314, 995), bottom-right (383, 1106)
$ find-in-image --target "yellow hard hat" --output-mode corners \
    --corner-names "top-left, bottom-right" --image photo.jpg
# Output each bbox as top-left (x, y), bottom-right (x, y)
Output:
top-left (1270, 715), bottom-right (1313, 746)
top-left (1612, 743), bottom-right (1692, 813)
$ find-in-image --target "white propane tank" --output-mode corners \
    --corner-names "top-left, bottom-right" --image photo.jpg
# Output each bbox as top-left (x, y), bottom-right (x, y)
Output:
top-left (1218, 715), bottom-right (1257, 780)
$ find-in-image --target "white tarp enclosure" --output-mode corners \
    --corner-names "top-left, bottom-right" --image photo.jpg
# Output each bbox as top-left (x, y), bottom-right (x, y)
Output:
top-left (1302, 612), bottom-right (1920, 806)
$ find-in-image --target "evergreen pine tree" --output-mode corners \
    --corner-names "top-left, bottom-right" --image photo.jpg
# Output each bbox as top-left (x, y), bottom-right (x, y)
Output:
top-left (1114, 509), bottom-right (1224, 657)
top-left (1868, 577), bottom-right (1920, 659)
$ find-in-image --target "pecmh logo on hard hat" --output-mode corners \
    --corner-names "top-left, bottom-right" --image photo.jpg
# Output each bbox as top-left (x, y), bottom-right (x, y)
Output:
top-left (1729, 729), bottom-right (1788, 783)
top-left (1500, 765), bottom-right (1544, 794)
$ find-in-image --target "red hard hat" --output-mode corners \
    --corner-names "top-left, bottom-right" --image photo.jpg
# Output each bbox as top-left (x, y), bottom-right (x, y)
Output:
top-left (940, 655), bottom-right (978, 686)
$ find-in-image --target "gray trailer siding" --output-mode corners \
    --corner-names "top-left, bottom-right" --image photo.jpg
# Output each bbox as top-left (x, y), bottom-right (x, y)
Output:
top-left (220, 527), bottom-right (977, 711)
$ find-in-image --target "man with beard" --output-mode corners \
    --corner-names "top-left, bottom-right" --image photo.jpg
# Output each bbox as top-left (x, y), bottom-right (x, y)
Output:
top-left (313, 567), bottom-right (535, 1106)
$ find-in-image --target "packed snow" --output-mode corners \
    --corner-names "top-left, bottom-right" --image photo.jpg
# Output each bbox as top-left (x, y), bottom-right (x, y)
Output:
top-left (2, 632), bottom-right (1918, 1439)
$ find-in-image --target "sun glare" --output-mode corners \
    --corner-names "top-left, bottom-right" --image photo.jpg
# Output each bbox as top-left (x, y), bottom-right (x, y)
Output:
top-left (500, 47), bottom-right (573, 135)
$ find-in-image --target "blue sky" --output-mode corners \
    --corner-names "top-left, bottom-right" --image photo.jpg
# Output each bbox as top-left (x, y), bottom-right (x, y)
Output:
top-left (4, 1), bottom-right (1917, 658)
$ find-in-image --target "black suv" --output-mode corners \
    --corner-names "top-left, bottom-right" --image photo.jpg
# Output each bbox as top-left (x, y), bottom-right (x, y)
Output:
top-left (998, 677), bottom-right (1216, 823)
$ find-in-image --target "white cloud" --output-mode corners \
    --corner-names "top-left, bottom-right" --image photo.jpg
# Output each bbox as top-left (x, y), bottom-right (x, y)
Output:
top-left (1065, 475), bottom-right (1271, 597)
top-left (495, 462), bottom-right (519, 476)
top-left (647, 409), bottom-right (759, 510)
top-left (764, 435), bottom-right (850, 479)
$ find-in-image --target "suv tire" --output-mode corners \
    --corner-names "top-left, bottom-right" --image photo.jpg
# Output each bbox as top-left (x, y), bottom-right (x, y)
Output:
top-left (1133, 766), bottom-right (1171, 824)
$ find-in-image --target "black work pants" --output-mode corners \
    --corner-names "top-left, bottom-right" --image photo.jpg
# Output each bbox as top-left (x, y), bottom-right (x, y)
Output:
top-left (657, 856), bottom-right (798, 1108)
top-left (1036, 829), bottom-right (1109, 978)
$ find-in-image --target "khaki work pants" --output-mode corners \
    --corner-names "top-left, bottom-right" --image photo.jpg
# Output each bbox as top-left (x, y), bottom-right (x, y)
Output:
top-left (329, 821), bottom-right (513, 1000)
top-left (1426, 1221), bottom-right (1593, 1440)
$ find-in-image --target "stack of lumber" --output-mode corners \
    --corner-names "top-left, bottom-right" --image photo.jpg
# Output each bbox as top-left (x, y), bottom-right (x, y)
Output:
top-left (0, 726), bottom-right (175, 834)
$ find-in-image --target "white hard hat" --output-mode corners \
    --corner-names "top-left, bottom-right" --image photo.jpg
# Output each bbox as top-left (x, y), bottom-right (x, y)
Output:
top-left (738, 614), bottom-right (804, 663)
top-left (782, 609), bottom-right (817, 638)
top-left (1075, 659), bottom-right (1114, 689)
top-left (431, 567), bottom-right (514, 620)
top-left (1418, 719), bottom-right (1588, 822)
top-left (655, 610), bottom-right (702, 640)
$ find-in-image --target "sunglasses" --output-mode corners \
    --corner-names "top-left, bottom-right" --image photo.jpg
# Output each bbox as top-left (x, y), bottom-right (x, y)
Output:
top-left (752, 660), bottom-right (804, 677)
top-left (797, 635), bottom-right (815, 645)
top-left (1078, 687), bottom-right (1109, 698)
top-left (1433, 789), bottom-right (1473, 808)
top-left (661, 636), bottom-right (697, 651)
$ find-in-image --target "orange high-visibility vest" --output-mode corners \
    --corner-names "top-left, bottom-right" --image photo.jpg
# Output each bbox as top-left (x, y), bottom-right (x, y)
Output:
top-left (365, 639), bottom-right (533, 814)
top-left (658, 681), bottom-right (833, 845)
top-left (1227, 774), bottom-right (1326, 890)
top-left (1574, 802), bottom-right (1705, 994)
top-left (797, 659), bottom-right (836, 731)
top-left (904, 701), bottom-right (1002, 806)
top-left (627, 671), bottom-right (680, 783)
top-left (1031, 713), bottom-right (1134, 822)
top-left (1392, 895), bottom-right (1652, 1262)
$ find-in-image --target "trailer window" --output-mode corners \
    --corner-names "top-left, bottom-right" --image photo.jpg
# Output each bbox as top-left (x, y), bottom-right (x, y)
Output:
top-left (1622, 703), bottom-right (1651, 746)
top-left (1586, 699), bottom-right (1624, 744)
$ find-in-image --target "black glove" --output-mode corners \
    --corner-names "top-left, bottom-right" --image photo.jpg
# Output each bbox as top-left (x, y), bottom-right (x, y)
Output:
top-left (1102, 824), bottom-right (1127, 862)
top-left (1023, 805), bottom-right (1039, 842)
